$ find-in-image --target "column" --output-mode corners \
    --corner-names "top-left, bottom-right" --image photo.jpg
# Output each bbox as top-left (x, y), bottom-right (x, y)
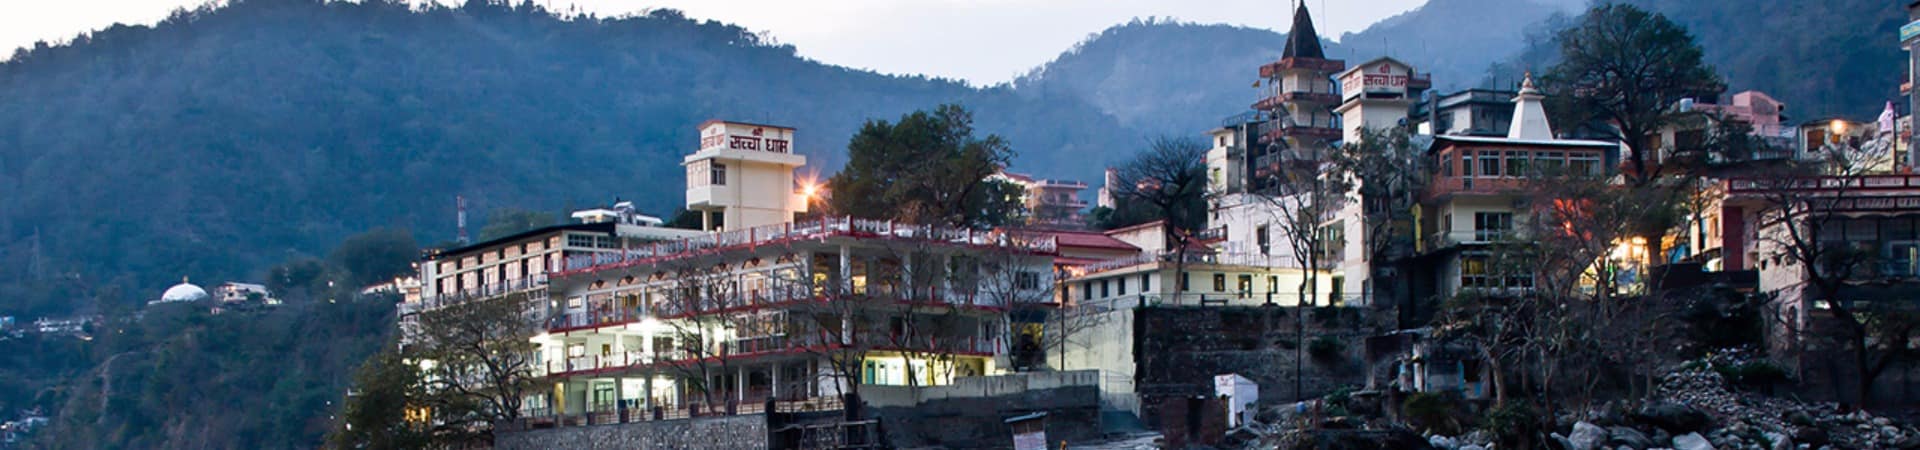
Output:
top-left (737, 365), bottom-right (748, 402)
top-left (838, 245), bottom-right (852, 291)
top-left (771, 362), bottom-right (783, 400)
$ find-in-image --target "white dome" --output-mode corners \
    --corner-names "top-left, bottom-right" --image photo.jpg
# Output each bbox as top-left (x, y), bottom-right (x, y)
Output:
top-left (161, 281), bottom-right (209, 303)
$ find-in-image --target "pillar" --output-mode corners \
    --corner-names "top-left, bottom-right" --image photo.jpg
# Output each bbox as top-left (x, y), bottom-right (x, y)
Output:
top-left (771, 362), bottom-right (783, 400)
top-left (737, 365), bottom-right (748, 402)
top-left (838, 245), bottom-right (852, 291)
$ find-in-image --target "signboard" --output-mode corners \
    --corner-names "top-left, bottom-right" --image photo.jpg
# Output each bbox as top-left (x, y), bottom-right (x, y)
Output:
top-left (699, 122), bottom-right (794, 153)
top-left (1340, 59), bottom-right (1413, 101)
top-left (1902, 19), bottom-right (1920, 44)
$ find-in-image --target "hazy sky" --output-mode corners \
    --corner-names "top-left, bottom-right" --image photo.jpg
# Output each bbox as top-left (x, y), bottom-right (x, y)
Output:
top-left (0, 0), bottom-right (1427, 85)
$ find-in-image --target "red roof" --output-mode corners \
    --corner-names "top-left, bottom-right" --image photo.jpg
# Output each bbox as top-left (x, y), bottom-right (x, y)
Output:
top-left (1050, 231), bottom-right (1141, 251)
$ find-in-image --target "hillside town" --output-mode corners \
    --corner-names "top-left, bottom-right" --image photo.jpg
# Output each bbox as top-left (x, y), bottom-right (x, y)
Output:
top-left (337, 3), bottom-right (1920, 450)
top-left (5, 1), bottom-right (1920, 450)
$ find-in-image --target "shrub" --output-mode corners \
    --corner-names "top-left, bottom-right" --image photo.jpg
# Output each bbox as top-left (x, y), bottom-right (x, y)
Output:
top-left (1402, 392), bottom-right (1465, 435)
top-left (1481, 401), bottom-right (1541, 448)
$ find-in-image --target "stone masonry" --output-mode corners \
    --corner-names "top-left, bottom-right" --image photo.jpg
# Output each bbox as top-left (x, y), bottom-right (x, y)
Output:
top-left (495, 414), bottom-right (767, 450)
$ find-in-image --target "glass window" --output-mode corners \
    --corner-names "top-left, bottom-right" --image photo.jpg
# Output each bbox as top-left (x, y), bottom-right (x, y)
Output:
top-left (1475, 212), bottom-right (1513, 241)
top-left (711, 163), bottom-right (728, 186)
top-left (1212, 273), bottom-right (1227, 291)
top-left (1257, 225), bottom-right (1272, 255)
top-left (1082, 282), bottom-right (1093, 301)
top-left (1140, 274), bottom-right (1152, 292)
top-left (1505, 151), bottom-right (1529, 177)
top-left (1536, 152), bottom-right (1565, 175)
top-left (1479, 151), bottom-right (1501, 177)
top-left (1100, 280), bottom-right (1110, 297)
top-left (1117, 277), bottom-right (1128, 296)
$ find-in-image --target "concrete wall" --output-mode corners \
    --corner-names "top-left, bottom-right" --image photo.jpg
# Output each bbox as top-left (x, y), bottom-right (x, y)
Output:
top-left (1130, 306), bottom-right (1377, 429)
top-left (863, 370), bottom-right (1101, 407)
top-left (495, 414), bottom-right (766, 450)
top-left (867, 372), bottom-right (1103, 449)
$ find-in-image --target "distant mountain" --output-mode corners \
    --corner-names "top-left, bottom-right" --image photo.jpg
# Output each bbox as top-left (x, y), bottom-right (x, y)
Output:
top-left (1011, 19), bottom-right (1302, 136)
top-left (1338, 0), bottom-right (1579, 90)
top-left (0, 0), bottom-right (1138, 314)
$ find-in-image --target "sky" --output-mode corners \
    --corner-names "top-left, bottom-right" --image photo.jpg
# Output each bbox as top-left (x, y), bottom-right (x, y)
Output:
top-left (0, 0), bottom-right (1427, 86)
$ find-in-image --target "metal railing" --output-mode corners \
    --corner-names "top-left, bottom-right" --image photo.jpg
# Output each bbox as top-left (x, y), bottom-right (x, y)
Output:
top-left (542, 333), bottom-right (1000, 377)
top-left (1727, 174), bottom-right (1920, 193)
top-left (557, 217), bottom-right (1058, 277)
top-left (1424, 230), bottom-right (1517, 250)
top-left (402, 274), bottom-right (549, 314)
top-left (1074, 251), bottom-right (1307, 276)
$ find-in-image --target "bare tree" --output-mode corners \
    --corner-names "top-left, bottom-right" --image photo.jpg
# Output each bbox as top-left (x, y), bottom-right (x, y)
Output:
top-left (412, 291), bottom-right (542, 445)
top-left (1112, 137), bottom-right (1215, 295)
top-left (1743, 133), bottom-right (1920, 406)
top-left (653, 260), bottom-right (745, 414)
top-left (1331, 126), bottom-right (1429, 322)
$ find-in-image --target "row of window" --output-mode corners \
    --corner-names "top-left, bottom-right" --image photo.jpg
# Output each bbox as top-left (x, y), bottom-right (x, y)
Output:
top-left (1441, 150), bottom-right (1602, 178)
top-left (687, 161), bottom-right (729, 187)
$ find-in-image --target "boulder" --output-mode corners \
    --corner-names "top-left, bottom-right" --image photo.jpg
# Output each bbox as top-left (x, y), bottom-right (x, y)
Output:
top-left (1553, 433), bottom-right (1575, 450)
top-left (1609, 426), bottom-right (1655, 449)
top-left (1430, 435), bottom-right (1460, 450)
top-left (1570, 422), bottom-right (1607, 450)
top-left (1790, 426), bottom-right (1829, 447)
top-left (1459, 445), bottom-right (1486, 450)
top-left (1762, 431), bottom-right (1791, 450)
top-left (1672, 432), bottom-right (1716, 450)
top-left (1635, 402), bottom-right (1712, 433)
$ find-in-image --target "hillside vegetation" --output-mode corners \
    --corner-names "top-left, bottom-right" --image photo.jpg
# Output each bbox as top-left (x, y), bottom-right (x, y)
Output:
top-left (0, 0), bottom-right (1135, 315)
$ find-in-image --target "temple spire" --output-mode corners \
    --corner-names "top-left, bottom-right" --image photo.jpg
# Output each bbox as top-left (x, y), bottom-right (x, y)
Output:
top-left (1508, 72), bottom-right (1554, 140)
top-left (1283, 1), bottom-right (1325, 60)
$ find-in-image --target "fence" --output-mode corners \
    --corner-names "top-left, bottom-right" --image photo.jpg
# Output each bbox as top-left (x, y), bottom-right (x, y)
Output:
top-left (557, 217), bottom-right (1059, 277)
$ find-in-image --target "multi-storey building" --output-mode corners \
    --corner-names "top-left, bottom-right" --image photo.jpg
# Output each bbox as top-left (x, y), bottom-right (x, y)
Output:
top-left (1411, 75), bottom-right (1618, 299)
top-left (529, 217), bottom-right (1057, 418)
top-left (684, 120), bottom-right (811, 232)
top-left (992, 171), bottom-right (1090, 227)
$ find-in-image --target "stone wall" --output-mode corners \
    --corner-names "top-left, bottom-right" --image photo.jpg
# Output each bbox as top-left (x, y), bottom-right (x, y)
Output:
top-left (1132, 306), bottom-right (1380, 429)
top-left (495, 414), bottom-right (766, 450)
top-left (867, 373), bottom-right (1104, 449)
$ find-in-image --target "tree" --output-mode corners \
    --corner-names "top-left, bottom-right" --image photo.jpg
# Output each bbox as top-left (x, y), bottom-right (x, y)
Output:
top-left (411, 291), bottom-right (541, 445)
top-left (329, 228), bottom-right (420, 289)
top-left (1545, 3), bottom-right (1723, 188)
top-left (1743, 134), bottom-right (1920, 406)
top-left (1111, 136), bottom-right (1213, 294)
top-left (477, 208), bottom-right (557, 242)
top-left (655, 260), bottom-right (746, 414)
top-left (328, 344), bottom-right (432, 450)
top-left (827, 104), bottom-right (1022, 229)
top-left (268, 257), bottom-right (335, 303)
top-left (1331, 126), bottom-right (1429, 324)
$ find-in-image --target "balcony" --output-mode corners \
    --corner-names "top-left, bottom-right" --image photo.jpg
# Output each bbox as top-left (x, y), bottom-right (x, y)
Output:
top-left (558, 217), bottom-right (1058, 277)
top-left (1424, 230), bottom-right (1515, 252)
top-left (1252, 92), bottom-right (1341, 110)
top-left (547, 280), bottom-right (1032, 333)
top-left (1727, 174), bottom-right (1920, 194)
top-left (1259, 57), bottom-right (1346, 77)
top-left (1071, 251), bottom-right (1307, 277)
top-left (1424, 176), bottom-right (1529, 202)
top-left (1259, 124), bottom-right (1341, 144)
top-left (542, 332), bottom-right (999, 378)
top-left (402, 275), bottom-right (550, 315)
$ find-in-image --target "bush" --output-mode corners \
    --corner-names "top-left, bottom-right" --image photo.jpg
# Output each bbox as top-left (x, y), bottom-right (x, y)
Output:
top-left (1482, 401), bottom-right (1541, 448)
top-left (1402, 392), bottom-right (1466, 435)
top-left (1715, 360), bottom-right (1791, 391)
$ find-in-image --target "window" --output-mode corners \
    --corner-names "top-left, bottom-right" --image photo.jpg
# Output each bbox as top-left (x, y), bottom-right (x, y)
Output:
top-left (1535, 152), bottom-right (1565, 175)
top-left (1015, 272), bottom-right (1040, 290)
top-left (1505, 151), bottom-right (1530, 177)
top-left (1257, 225), bottom-right (1272, 255)
top-left (709, 211), bottom-right (725, 230)
top-left (1474, 212), bottom-right (1513, 241)
top-left (1141, 274), bottom-right (1152, 292)
top-left (1479, 151), bottom-right (1501, 177)
top-left (710, 163), bottom-right (728, 185)
top-left (1212, 273), bottom-right (1227, 292)
top-left (1569, 153), bottom-right (1600, 177)
top-left (1083, 282), bottom-right (1093, 301)
top-left (1100, 280), bottom-right (1110, 297)
top-left (1236, 275), bottom-right (1253, 298)
top-left (1461, 152), bottom-right (1473, 176)
top-left (1440, 152), bottom-right (1455, 177)
top-left (1461, 257), bottom-right (1489, 288)
top-left (1181, 272), bottom-right (1190, 291)
top-left (1117, 277), bottom-right (1128, 296)
top-left (1268, 276), bottom-right (1279, 292)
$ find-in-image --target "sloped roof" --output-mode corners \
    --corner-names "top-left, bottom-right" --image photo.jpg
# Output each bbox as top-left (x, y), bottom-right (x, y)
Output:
top-left (1051, 231), bottom-right (1142, 251)
top-left (1283, 2), bottom-right (1326, 60)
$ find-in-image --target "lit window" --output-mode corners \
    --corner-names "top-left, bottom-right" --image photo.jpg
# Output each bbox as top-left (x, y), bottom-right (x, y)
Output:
top-left (1212, 273), bottom-right (1226, 292)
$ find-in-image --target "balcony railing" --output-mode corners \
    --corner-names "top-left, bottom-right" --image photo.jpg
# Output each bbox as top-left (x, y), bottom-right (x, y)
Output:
top-left (401, 274), bottom-right (550, 315)
top-left (1727, 174), bottom-right (1920, 194)
top-left (557, 217), bottom-right (1057, 277)
top-left (547, 280), bottom-right (1031, 333)
top-left (542, 333), bottom-right (999, 378)
top-left (1424, 230), bottom-right (1516, 251)
top-left (1072, 251), bottom-right (1307, 276)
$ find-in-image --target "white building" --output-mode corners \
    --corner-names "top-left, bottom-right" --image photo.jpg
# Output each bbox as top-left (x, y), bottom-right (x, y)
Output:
top-left (684, 120), bottom-right (811, 231)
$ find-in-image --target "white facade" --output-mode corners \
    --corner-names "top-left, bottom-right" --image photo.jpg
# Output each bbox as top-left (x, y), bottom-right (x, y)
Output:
top-left (684, 120), bottom-right (810, 231)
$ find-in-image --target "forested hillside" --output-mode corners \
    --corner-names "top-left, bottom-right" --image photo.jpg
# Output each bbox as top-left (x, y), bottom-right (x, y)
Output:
top-left (0, 0), bottom-right (1135, 315)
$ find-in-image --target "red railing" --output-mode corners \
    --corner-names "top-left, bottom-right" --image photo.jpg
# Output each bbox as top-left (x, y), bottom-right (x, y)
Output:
top-left (541, 333), bottom-right (999, 378)
top-left (555, 217), bottom-right (1058, 278)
